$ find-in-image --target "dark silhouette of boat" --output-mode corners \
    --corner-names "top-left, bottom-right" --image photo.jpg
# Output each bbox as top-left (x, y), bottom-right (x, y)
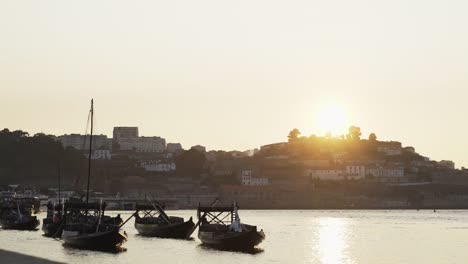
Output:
top-left (0, 199), bottom-right (40, 230)
top-left (61, 99), bottom-right (128, 251)
top-left (196, 203), bottom-right (265, 250)
top-left (42, 203), bottom-right (71, 237)
top-left (133, 203), bottom-right (195, 239)
top-left (43, 160), bottom-right (65, 238)
top-left (61, 201), bottom-right (127, 251)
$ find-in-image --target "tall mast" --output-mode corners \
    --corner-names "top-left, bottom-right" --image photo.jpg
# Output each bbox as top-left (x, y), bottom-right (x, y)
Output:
top-left (86, 99), bottom-right (94, 205)
top-left (57, 160), bottom-right (61, 204)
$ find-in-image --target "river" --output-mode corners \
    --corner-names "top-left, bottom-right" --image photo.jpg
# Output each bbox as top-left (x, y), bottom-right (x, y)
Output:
top-left (1, 210), bottom-right (468, 263)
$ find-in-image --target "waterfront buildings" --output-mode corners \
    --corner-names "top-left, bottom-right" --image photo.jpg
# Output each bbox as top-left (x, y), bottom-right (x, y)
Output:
top-left (117, 136), bottom-right (166, 152)
top-left (57, 134), bottom-right (110, 150)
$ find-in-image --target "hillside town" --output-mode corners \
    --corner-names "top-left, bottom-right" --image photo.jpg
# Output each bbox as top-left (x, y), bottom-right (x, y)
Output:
top-left (1, 126), bottom-right (468, 209)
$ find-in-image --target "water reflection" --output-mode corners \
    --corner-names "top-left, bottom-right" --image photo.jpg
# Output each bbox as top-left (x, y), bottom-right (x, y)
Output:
top-left (62, 244), bottom-right (127, 254)
top-left (196, 244), bottom-right (265, 255)
top-left (318, 218), bottom-right (353, 264)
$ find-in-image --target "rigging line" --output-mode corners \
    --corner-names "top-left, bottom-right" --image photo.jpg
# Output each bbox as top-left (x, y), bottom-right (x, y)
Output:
top-left (74, 105), bottom-right (92, 188)
top-left (82, 108), bottom-right (92, 150)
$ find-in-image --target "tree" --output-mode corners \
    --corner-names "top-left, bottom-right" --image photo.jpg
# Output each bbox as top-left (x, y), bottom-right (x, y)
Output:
top-left (369, 133), bottom-right (377, 142)
top-left (348, 126), bottom-right (361, 141)
top-left (288, 128), bottom-right (301, 143)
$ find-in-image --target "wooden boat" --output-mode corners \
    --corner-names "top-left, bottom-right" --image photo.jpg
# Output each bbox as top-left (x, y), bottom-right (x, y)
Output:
top-left (196, 203), bottom-right (265, 250)
top-left (134, 203), bottom-right (195, 239)
top-left (61, 201), bottom-right (127, 251)
top-left (61, 100), bottom-right (128, 251)
top-left (42, 217), bottom-right (63, 237)
top-left (0, 199), bottom-right (40, 230)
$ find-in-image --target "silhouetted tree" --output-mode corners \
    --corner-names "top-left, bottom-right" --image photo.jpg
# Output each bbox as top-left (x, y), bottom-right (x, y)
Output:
top-left (348, 126), bottom-right (362, 141)
top-left (369, 133), bottom-right (377, 142)
top-left (0, 129), bottom-right (86, 187)
top-left (288, 128), bottom-right (301, 143)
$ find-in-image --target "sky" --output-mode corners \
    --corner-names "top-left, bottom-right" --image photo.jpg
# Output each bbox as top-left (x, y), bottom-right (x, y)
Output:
top-left (0, 0), bottom-right (467, 167)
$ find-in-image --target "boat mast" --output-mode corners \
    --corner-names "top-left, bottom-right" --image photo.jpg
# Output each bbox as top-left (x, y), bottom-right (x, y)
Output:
top-left (57, 160), bottom-right (61, 204)
top-left (85, 99), bottom-right (94, 206)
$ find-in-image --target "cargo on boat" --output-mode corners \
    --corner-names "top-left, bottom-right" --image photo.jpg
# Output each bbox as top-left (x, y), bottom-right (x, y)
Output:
top-left (42, 202), bottom-right (65, 237)
top-left (61, 201), bottom-right (127, 251)
top-left (134, 203), bottom-right (194, 239)
top-left (196, 203), bottom-right (265, 250)
top-left (0, 198), bottom-right (40, 231)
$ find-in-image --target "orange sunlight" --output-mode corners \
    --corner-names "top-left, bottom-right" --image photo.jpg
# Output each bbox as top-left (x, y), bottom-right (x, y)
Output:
top-left (316, 104), bottom-right (348, 136)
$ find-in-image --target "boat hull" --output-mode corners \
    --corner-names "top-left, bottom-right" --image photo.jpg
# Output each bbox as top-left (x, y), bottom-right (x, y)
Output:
top-left (42, 220), bottom-right (63, 237)
top-left (62, 229), bottom-right (128, 251)
top-left (0, 218), bottom-right (40, 231)
top-left (135, 218), bottom-right (195, 239)
top-left (198, 229), bottom-right (265, 250)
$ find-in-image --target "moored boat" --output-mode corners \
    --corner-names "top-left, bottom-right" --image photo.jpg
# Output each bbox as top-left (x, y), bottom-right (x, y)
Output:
top-left (61, 99), bottom-right (128, 251)
top-left (42, 202), bottom-right (66, 237)
top-left (134, 203), bottom-right (195, 239)
top-left (61, 201), bottom-right (127, 251)
top-left (0, 199), bottom-right (40, 230)
top-left (196, 203), bottom-right (265, 250)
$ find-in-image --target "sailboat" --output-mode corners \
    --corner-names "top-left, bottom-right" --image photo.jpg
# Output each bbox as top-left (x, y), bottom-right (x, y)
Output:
top-left (61, 99), bottom-right (128, 251)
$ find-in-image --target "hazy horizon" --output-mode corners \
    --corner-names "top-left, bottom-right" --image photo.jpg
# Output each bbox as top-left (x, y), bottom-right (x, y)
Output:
top-left (1, 1), bottom-right (468, 167)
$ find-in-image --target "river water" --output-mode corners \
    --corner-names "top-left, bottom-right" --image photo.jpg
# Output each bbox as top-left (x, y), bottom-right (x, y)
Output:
top-left (1, 210), bottom-right (468, 264)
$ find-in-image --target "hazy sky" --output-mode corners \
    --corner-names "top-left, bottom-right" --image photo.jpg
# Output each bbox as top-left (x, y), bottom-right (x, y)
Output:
top-left (1, 1), bottom-right (467, 167)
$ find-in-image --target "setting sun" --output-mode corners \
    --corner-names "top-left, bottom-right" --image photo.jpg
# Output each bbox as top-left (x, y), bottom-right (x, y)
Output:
top-left (317, 105), bottom-right (348, 136)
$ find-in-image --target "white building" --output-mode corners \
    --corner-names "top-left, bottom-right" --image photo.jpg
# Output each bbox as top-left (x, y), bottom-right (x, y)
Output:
top-left (366, 165), bottom-right (405, 182)
top-left (143, 162), bottom-right (176, 172)
top-left (118, 137), bottom-right (166, 152)
top-left (346, 165), bottom-right (366, 179)
top-left (91, 149), bottom-right (111, 160)
top-left (58, 134), bottom-right (109, 150)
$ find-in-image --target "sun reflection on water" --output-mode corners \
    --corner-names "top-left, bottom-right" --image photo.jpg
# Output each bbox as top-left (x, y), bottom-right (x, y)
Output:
top-left (318, 218), bottom-right (354, 264)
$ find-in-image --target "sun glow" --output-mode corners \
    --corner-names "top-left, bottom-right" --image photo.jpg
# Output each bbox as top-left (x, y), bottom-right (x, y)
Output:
top-left (317, 104), bottom-right (348, 136)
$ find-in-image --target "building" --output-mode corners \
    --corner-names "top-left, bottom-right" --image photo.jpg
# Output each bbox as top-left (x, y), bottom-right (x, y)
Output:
top-left (58, 134), bottom-right (109, 150)
top-left (346, 165), bottom-right (366, 179)
top-left (377, 141), bottom-right (402, 156)
top-left (167, 143), bottom-right (183, 153)
top-left (305, 168), bottom-right (344, 180)
top-left (118, 137), bottom-right (166, 152)
top-left (366, 165), bottom-right (405, 182)
top-left (142, 161), bottom-right (176, 172)
top-left (191, 145), bottom-right (206, 152)
top-left (91, 148), bottom-right (111, 160)
top-left (240, 170), bottom-right (270, 186)
top-left (438, 160), bottom-right (455, 170)
top-left (113, 127), bottom-right (138, 139)
top-left (260, 142), bottom-right (288, 152)
top-left (403, 146), bottom-right (416, 153)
